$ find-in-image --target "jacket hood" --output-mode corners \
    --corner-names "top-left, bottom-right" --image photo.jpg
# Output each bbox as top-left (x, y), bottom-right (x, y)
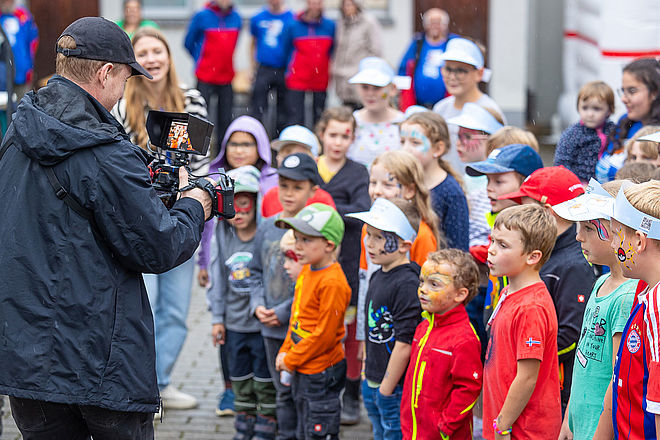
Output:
top-left (9, 75), bottom-right (126, 166)
top-left (213, 115), bottom-right (273, 170)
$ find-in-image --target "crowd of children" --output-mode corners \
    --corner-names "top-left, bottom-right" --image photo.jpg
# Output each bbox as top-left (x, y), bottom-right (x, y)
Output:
top-left (192, 37), bottom-right (660, 440)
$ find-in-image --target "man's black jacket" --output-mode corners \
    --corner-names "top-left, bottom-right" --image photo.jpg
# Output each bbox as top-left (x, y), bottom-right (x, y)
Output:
top-left (0, 76), bottom-right (205, 412)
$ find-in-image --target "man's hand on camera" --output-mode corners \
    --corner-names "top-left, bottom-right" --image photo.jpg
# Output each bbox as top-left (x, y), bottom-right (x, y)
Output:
top-left (179, 167), bottom-right (213, 220)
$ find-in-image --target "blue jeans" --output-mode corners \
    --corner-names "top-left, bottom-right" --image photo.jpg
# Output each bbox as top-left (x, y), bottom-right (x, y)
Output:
top-left (361, 381), bottom-right (403, 440)
top-left (143, 257), bottom-right (195, 390)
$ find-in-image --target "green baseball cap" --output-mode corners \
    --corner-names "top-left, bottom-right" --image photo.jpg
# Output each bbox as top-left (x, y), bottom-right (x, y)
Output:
top-left (275, 203), bottom-right (345, 246)
top-left (227, 165), bottom-right (261, 194)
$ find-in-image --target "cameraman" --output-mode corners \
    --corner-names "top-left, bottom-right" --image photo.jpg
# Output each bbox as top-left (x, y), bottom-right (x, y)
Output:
top-left (0, 17), bottom-right (212, 439)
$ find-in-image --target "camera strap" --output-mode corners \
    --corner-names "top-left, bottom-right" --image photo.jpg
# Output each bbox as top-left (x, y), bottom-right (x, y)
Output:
top-left (0, 141), bottom-right (104, 241)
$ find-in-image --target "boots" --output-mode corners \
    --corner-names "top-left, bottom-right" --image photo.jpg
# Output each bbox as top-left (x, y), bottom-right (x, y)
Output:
top-left (233, 412), bottom-right (256, 440)
top-left (253, 414), bottom-right (277, 440)
top-left (340, 378), bottom-right (361, 425)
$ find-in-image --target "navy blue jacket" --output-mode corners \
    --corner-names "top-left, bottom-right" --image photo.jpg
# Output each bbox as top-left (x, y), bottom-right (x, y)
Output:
top-left (0, 76), bottom-right (205, 412)
top-left (553, 120), bottom-right (615, 182)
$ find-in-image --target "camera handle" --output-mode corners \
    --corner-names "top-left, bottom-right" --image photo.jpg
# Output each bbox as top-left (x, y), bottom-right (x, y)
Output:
top-left (179, 178), bottom-right (218, 221)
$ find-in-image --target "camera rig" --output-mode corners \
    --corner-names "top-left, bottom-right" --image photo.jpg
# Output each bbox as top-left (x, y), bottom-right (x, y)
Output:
top-left (145, 110), bottom-right (235, 220)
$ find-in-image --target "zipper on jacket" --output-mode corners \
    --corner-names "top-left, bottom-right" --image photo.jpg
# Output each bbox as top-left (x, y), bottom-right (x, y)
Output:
top-left (410, 312), bottom-right (434, 439)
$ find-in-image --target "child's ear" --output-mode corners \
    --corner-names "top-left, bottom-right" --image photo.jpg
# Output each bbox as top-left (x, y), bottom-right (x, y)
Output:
top-left (432, 141), bottom-right (447, 158)
top-left (402, 183), bottom-right (416, 201)
top-left (525, 249), bottom-right (543, 267)
top-left (399, 239), bottom-right (413, 254)
top-left (635, 230), bottom-right (650, 255)
top-left (311, 184), bottom-right (320, 193)
top-left (454, 287), bottom-right (469, 304)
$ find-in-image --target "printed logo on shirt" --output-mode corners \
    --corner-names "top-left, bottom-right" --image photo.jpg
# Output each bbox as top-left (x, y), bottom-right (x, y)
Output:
top-left (259, 18), bottom-right (284, 48)
top-left (525, 338), bottom-right (541, 347)
top-left (422, 49), bottom-right (444, 79)
top-left (627, 329), bottom-right (641, 354)
top-left (367, 301), bottom-right (394, 345)
top-left (577, 305), bottom-right (608, 364)
top-left (578, 294), bottom-right (585, 303)
top-left (225, 251), bottom-right (253, 291)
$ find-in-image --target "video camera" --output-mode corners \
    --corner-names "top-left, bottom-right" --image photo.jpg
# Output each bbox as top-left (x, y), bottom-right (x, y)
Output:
top-left (146, 110), bottom-right (235, 219)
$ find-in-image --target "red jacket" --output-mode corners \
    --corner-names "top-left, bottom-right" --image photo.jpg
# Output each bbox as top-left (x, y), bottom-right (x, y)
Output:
top-left (401, 305), bottom-right (483, 440)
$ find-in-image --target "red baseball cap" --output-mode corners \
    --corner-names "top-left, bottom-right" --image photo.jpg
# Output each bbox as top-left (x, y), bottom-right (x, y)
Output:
top-left (498, 166), bottom-right (585, 206)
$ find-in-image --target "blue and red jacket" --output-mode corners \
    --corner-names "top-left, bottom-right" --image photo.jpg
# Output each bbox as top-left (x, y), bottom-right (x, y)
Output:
top-left (283, 12), bottom-right (334, 92)
top-left (0, 7), bottom-right (38, 86)
top-left (613, 280), bottom-right (658, 439)
top-left (184, 2), bottom-right (240, 85)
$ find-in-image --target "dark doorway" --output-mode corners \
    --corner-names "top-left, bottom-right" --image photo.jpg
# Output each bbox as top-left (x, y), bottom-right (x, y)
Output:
top-left (29, 0), bottom-right (100, 85)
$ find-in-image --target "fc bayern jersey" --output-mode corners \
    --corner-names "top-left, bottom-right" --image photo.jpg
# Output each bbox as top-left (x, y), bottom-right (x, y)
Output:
top-left (613, 281), bottom-right (658, 439)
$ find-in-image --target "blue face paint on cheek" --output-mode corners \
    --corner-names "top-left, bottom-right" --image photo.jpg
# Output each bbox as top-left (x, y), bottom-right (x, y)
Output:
top-left (382, 231), bottom-right (400, 254)
top-left (400, 129), bottom-right (432, 153)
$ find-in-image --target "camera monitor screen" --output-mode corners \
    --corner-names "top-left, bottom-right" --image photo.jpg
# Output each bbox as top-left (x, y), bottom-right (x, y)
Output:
top-left (146, 111), bottom-right (214, 155)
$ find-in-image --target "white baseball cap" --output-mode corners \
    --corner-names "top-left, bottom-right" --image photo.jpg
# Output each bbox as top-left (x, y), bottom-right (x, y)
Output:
top-left (441, 38), bottom-right (492, 82)
top-left (638, 131), bottom-right (660, 143)
top-left (346, 198), bottom-right (417, 242)
top-left (271, 125), bottom-right (320, 157)
top-left (349, 57), bottom-right (394, 87)
top-left (447, 103), bottom-right (503, 134)
top-left (552, 178), bottom-right (614, 221)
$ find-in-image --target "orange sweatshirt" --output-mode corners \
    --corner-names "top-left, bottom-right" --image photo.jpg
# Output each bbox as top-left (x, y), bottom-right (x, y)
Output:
top-left (280, 262), bottom-right (351, 374)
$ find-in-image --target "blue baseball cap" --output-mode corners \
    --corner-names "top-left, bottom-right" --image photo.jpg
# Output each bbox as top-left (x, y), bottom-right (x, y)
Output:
top-left (465, 144), bottom-right (543, 177)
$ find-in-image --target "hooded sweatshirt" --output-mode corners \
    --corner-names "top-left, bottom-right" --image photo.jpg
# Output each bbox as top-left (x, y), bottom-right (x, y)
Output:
top-left (0, 76), bottom-right (204, 412)
top-left (198, 115), bottom-right (277, 270)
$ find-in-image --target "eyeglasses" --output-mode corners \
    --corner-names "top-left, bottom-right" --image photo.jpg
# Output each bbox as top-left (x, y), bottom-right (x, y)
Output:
top-left (227, 142), bottom-right (257, 149)
top-left (283, 250), bottom-right (298, 262)
top-left (617, 87), bottom-right (645, 99)
top-left (589, 219), bottom-right (610, 241)
top-left (441, 65), bottom-right (475, 79)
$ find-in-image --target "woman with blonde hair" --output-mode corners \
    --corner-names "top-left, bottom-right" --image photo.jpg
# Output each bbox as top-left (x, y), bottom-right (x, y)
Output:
top-left (111, 26), bottom-right (208, 413)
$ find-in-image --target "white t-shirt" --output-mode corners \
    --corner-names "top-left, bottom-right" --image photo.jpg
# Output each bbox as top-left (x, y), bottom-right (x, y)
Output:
top-left (433, 94), bottom-right (506, 172)
top-left (347, 110), bottom-right (405, 168)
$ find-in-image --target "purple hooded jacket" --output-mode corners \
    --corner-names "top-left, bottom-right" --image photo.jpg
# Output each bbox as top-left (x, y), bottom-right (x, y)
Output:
top-left (198, 116), bottom-right (277, 270)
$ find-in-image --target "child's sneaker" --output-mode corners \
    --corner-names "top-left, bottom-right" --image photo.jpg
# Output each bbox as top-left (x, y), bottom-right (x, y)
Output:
top-left (216, 388), bottom-right (236, 416)
top-left (160, 385), bottom-right (198, 410)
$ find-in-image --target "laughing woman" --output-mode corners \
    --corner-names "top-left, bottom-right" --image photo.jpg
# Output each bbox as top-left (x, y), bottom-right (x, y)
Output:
top-left (111, 27), bottom-right (207, 412)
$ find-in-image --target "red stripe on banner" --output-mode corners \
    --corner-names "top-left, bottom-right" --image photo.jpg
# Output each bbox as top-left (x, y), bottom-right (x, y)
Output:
top-left (563, 30), bottom-right (660, 58)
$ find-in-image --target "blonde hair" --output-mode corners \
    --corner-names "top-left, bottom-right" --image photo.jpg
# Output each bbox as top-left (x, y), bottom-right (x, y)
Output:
top-left (487, 126), bottom-right (540, 154)
top-left (625, 125), bottom-right (660, 161)
top-left (493, 204), bottom-right (557, 268)
top-left (56, 35), bottom-right (107, 83)
top-left (623, 180), bottom-right (660, 221)
top-left (372, 150), bottom-right (443, 247)
top-left (280, 229), bottom-right (296, 251)
top-left (402, 111), bottom-right (463, 187)
top-left (615, 162), bottom-right (657, 183)
top-left (390, 198), bottom-right (421, 237)
top-left (601, 180), bottom-right (625, 197)
top-left (425, 249), bottom-right (480, 304)
top-left (124, 28), bottom-right (185, 148)
top-left (577, 80), bottom-right (615, 113)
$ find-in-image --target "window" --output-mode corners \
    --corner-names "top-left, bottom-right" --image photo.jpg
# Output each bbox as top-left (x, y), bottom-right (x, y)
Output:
top-left (142, 0), bottom-right (195, 20)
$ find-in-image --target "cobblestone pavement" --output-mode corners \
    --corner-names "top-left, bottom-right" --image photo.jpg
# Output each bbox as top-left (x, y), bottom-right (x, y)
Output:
top-left (1, 278), bottom-right (374, 440)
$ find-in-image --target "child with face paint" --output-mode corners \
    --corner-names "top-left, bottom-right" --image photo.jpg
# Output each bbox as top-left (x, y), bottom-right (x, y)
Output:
top-left (551, 180), bottom-right (636, 440)
top-left (206, 166), bottom-right (278, 437)
top-left (346, 57), bottom-right (405, 167)
top-left (315, 106), bottom-right (371, 425)
top-left (401, 111), bottom-right (469, 251)
top-left (400, 249), bottom-right (483, 440)
top-left (446, 103), bottom-right (504, 249)
top-left (592, 180), bottom-right (660, 440)
top-left (347, 198), bottom-right (423, 440)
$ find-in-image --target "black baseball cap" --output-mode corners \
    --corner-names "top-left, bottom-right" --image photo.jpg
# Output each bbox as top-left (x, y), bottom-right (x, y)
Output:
top-left (56, 17), bottom-right (152, 79)
top-left (277, 153), bottom-right (322, 185)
